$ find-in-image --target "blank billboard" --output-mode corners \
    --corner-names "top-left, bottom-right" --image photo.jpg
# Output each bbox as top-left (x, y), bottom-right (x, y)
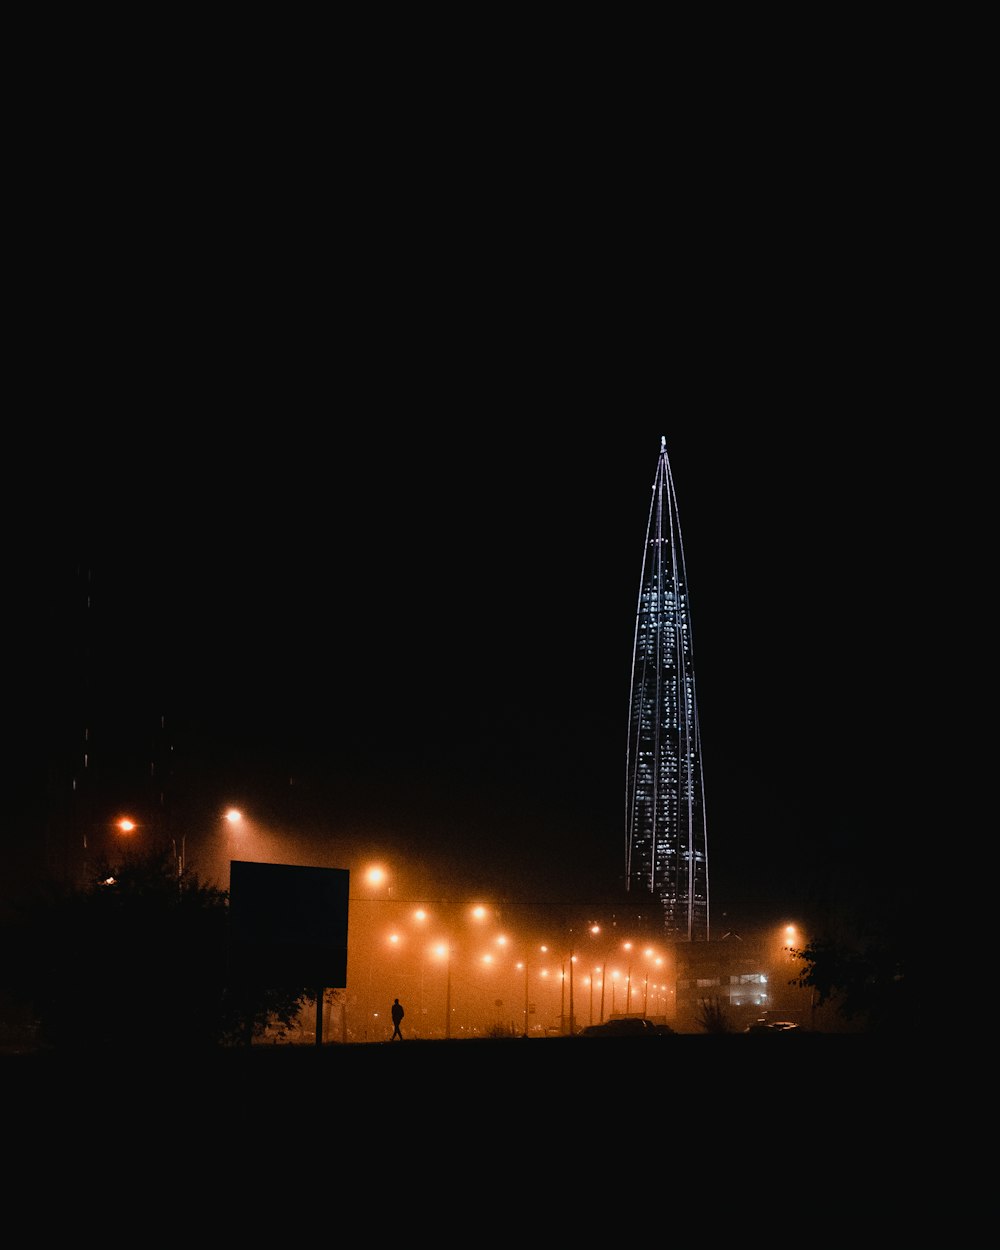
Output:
top-left (229, 860), bottom-right (349, 989)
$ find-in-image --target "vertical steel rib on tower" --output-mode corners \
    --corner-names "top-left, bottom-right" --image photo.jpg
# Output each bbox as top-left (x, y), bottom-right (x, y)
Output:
top-left (625, 436), bottom-right (710, 940)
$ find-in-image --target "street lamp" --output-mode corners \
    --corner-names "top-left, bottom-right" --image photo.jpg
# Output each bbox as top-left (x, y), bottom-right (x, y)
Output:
top-left (172, 833), bottom-right (185, 886)
top-left (412, 908), bottom-right (428, 1036)
top-left (355, 862), bottom-right (397, 1039)
top-left (514, 941), bottom-right (544, 1037)
top-left (641, 947), bottom-right (656, 1017)
top-left (444, 943), bottom-right (452, 1039)
top-left (366, 864), bottom-right (393, 897)
top-left (560, 960), bottom-right (566, 1035)
top-left (539, 963), bottom-right (555, 1031)
top-left (587, 925), bottom-right (601, 1026)
top-left (516, 960), bottom-right (529, 1036)
top-left (433, 941), bottom-right (451, 1039)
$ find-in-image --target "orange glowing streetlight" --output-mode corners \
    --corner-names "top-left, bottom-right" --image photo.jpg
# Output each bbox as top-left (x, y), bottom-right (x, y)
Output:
top-left (584, 924), bottom-right (602, 1024)
top-left (515, 960), bottom-right (528, 1036)
top-left (403, 909), bottom-right (431, 1035)
top-left (364, 864), bottom-right (395, 899)
top-left (433, 941), bottom-right (452, 1039)
top-left (623, 942), bottom-right (634, 1014)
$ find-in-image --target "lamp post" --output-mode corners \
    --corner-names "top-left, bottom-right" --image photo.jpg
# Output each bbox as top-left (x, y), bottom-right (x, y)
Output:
top-left (781, 922), bottom-right (812, 1026)
top-left (222, 809), bottom-right (244, 890)
top-left (413, 908), bottom-right (428, 1038)
top-left (360, 864), bottom-right (398, 1042)
top-left (433, 941), bottom-right (452, 1039)
top-left (641, 949), bottom-right (663, 1019)
top-left (366, 864), bottom-right (392, 898)
top-left (586, 924), bottom-right (600, 1027)
top-left (445, 943), bottom-right (452, 1039)
top-left (170, 833), bottom-right (186, 888)
top-left (560, 960), bottom-right (566, 1036)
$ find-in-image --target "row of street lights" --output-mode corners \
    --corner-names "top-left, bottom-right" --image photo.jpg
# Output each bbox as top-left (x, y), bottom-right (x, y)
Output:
top-left (89, 830), bottom-right (805, 1037)
top-left (99, 808), bottom-right (246, 884)
top-left (352, 873), bottom-right (679, 1039)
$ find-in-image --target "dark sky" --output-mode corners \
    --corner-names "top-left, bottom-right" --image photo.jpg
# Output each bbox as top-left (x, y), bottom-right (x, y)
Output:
top-left (4, 80), bottom-right (924, 934)
top-left (1, 22), bottom-right (941, 969)
top-left (11, 410), bottom-right (908, 936)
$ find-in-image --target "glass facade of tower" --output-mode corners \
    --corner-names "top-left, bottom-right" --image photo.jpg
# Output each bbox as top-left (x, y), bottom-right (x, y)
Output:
top-left (625, 437), bottom-right (709, 941)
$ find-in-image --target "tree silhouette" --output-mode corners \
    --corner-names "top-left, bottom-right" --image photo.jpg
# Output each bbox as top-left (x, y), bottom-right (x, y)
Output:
top-left (2, 849), bottom-right (310, 1053)
top-left (790, 934), bottom-right (910, 1034)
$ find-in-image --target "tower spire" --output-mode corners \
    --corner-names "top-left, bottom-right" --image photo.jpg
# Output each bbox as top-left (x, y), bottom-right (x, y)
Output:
top-left (624, 440), bottom-right (710, 940)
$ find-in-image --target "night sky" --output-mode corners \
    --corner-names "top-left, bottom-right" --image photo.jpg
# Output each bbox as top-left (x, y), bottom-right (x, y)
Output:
top-left (0, 17), bottom-right (937, 969)
top-left (9, 410), bottom-right (908, 937)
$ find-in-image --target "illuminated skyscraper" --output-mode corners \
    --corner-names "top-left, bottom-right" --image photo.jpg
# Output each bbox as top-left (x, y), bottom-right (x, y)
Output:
top-left (625, 436), bottom-right (709, 940)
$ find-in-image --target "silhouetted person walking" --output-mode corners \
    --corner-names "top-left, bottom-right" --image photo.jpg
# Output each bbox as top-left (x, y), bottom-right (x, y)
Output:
top-left (390, 998), bottom-right (404, 1040)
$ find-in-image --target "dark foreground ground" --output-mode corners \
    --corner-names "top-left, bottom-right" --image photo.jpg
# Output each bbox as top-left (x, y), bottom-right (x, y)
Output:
top-left (4, 1034), bottom-right (938, 1226)
top-left (4, 1032), bottom-right (904, 1125)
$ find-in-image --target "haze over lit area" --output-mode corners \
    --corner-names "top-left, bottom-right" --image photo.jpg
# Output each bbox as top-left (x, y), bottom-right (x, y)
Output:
top-left (7, 423), bottom-right (911, 984)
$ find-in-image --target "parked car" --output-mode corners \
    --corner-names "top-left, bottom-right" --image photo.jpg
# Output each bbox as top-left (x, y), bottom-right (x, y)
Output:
top-left (744, 1020), bottom-right (800, 1033)
top-left (581, 1017), bottom-right (672, 1037)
